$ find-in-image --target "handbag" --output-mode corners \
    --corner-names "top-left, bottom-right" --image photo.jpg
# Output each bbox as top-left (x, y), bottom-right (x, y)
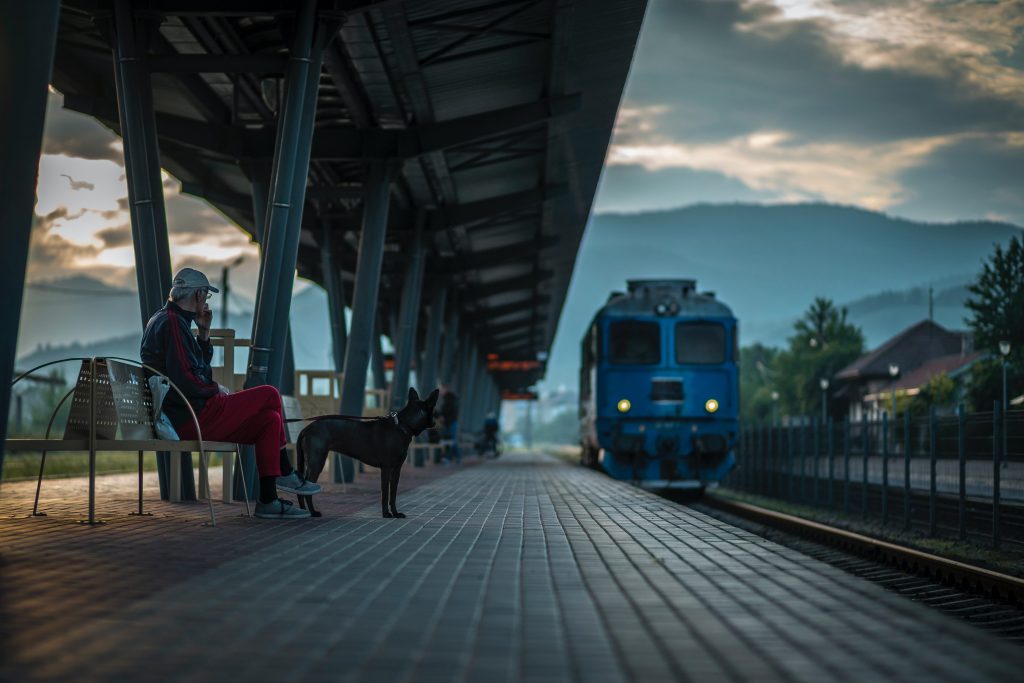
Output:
top-left (148, 375), bottom-right (180, 440)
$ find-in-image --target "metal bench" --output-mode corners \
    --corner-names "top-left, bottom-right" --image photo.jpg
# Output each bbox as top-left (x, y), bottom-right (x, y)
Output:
top-left (4, 356), bottom-right (250, 525)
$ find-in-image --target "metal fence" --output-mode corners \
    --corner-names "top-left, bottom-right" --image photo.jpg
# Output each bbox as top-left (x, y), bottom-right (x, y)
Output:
top-left (728, 404), bottom-right (1024, 549)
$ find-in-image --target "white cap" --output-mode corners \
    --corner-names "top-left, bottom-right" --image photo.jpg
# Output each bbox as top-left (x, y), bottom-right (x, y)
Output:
top-left (172, 267), bottom-right (219, 293)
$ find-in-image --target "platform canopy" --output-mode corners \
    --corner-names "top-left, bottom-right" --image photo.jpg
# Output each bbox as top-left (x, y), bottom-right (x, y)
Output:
top-left (50, 0), bottom-right (646, 391)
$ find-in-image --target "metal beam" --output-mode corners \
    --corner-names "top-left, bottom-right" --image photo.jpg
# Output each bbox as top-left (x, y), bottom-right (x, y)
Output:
top-left (439, 293), bottom-right (461, 385)
top-left (146, 53), bottom-right (287, 73)
top-left (321, 223), bottom-right (348, 371)
top-left (390, 211), bottom-right (428, 408)
top-left (473, 295), bottom-right (550, 322)
top-left (0, 0), bottom-right (60, 483)
top-left (452, 236), bottom-right (559, 271)
top-left (424, 185), bottom-right (566, 231)
top-left (472, 271), bottom-right (553, 298)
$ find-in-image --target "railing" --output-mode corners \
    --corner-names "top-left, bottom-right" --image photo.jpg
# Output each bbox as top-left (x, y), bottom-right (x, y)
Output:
top-left (728, 404), bottom-right (1024, 549)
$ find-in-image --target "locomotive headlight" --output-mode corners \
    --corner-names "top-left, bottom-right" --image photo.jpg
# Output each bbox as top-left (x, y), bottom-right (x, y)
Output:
top-left (705, 398), bottom-right (719, 414)
top-left (617, 399), bottom-right (632, 413)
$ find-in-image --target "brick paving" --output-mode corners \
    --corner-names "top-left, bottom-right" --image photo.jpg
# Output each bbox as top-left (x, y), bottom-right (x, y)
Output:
top-left (1, 452), bottom-right (1022, 683)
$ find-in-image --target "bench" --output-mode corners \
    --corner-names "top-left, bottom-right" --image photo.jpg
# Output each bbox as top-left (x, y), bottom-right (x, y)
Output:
top-left (4, 357), bottom-right (250, 525)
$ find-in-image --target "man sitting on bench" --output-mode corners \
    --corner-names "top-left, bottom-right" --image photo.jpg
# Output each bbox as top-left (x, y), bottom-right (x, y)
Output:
top-left (140, 267), bottom-right (320, 519)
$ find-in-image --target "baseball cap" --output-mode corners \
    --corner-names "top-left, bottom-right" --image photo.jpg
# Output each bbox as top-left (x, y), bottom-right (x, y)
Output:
top-left (172, 267), bottom-right (220, 293)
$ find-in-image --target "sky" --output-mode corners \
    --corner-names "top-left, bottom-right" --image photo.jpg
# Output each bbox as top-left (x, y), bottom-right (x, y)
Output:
top-left (20, 0), bottom-right (1024, 361)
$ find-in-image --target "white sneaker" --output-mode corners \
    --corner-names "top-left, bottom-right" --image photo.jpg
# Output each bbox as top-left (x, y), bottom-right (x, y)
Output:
top-left (276, 471), bottom-right (321, 495)
top-left (254, 498), bottom-right (311, 519)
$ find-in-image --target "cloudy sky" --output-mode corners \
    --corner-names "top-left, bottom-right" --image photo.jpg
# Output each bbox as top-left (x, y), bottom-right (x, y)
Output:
top-left (21, 0), bottom-right (1024, 349)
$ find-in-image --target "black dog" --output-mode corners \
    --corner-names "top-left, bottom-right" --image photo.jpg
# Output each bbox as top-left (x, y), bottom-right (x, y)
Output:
top-left (295, 387), bottom-right (439, 518)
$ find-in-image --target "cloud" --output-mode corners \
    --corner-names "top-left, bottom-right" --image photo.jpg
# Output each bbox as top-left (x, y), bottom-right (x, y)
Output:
top-left (619, 0), bottom-right (1024, 145)
top-left (59, 174), bottom-right (95, 191)
top-left (41, 91), bottom-right (124, 163)
top-left (594, 164), bottom-right (774, 213)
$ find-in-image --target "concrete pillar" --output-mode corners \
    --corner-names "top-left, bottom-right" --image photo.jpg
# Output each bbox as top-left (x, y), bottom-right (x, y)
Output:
top-left (245, 0), bottom-right (320, 389)
top-left (336, 162), bottom-right (393, 480)
top-left (418, 284), bottom-right (447, 394)
top-left (390, 211), bottom-right (427, 408)
top-left (0, 0), bottom-right (60, 481)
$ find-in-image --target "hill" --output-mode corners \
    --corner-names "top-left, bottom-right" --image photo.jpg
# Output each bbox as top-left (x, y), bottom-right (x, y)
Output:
top-left (541, 203), bottom-right (1020, 390)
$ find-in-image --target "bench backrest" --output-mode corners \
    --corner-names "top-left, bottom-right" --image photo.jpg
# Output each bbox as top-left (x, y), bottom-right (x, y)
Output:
top-left (63, 360), bottom-right (119, 440)
top-left (105, 359), bottom-right (158, 439)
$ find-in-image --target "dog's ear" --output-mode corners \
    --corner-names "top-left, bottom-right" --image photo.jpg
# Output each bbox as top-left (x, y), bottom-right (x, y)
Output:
top-left (407, 386), bottom-right (420, 404)
top-left (426, 388), bottom-right (440, 407)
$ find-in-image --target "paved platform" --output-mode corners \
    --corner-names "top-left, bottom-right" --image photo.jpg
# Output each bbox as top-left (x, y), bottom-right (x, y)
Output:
top-left (1, 452), bottom-right (1023, 682)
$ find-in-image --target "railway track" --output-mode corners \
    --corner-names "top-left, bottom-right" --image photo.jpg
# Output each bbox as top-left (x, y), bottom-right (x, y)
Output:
top-left (691, 495), bottom-right (1024, 644)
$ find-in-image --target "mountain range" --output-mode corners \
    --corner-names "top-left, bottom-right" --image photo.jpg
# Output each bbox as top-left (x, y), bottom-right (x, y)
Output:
top-left (15, 203), bottom-right (1022, 392)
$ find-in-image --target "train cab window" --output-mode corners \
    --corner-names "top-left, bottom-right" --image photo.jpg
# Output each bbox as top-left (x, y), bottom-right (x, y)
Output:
top-left (675, 322), bottom-right (725, 364)
top-left (608, 321), bottom-right (661, 365)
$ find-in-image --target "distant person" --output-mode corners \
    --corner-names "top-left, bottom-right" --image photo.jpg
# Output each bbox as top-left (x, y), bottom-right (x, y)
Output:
top-left (478, 411), bottom-right (500, 457)
top-left (140, 267), bottom-right (320, 519)
top-left (437, 382), bottom-right (460, 464)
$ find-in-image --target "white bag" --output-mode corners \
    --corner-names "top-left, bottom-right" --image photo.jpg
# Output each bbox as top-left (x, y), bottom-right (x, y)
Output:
top-left (148, 375), bottom-right (180, 441)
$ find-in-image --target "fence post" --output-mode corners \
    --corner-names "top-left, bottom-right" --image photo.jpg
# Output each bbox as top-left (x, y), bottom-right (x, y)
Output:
top-left (788, 423), bottom-right (795, 501)
top-left (827, 416), bottom-right (834, 509)
top-left (931, 405), bottom-right (939, 537)
top-left (993, 400), bottom-right (1002, 549)
top-left (843, 415), bottom-right (851, 514)
top-left (881, 412), bottom-right (889, 526)
top-left (862, 413), bottom-right (869, 518)
top-left (799, 420), bottom-right (806, 502)
top-left (903, 409), bottom-right (911, 531)
top-left (956, 404), bottom-right (965, 540)
top-left (812, 418), bottom-right (820, 506)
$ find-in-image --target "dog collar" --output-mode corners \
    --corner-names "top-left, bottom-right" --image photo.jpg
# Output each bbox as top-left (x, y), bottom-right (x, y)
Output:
top-left (390, 412), bottom-right (416, 438)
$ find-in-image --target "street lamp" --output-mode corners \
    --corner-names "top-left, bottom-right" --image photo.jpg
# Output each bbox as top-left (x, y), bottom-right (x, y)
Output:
top-left (819, 377), bottom-right (830, 425)
top-left (888, 363), bottom-right (900, 420)
top-left (771, 390), bottom-right (780, 427)
top-left (221, 254), bottom-right (245, 329)
top-left (1000, 341), bottom-right (1011, 412)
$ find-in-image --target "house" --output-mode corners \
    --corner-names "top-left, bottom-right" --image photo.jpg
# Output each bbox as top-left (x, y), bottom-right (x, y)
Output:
top-left (834, 320), bottom-right (981, 421)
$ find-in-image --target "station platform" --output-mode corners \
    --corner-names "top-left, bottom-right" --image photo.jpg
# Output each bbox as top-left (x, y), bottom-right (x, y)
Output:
top-left (1, 452), bottom-right (1022, 682)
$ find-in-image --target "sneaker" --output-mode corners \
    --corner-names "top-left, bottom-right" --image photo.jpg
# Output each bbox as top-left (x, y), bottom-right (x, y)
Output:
top-left (276, 471), bottom-right (322, 496)
top-left (254, 498), bottom-right (311, 520)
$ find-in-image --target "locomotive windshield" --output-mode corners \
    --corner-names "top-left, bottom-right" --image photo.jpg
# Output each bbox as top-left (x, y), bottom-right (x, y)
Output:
top-left (675, 322), bottom-right (725, 364)
top-left (609, 321), bottom-right (661, 364)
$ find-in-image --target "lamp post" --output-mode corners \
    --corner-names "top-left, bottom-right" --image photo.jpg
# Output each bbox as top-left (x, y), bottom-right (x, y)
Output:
top-left (771, 390), bottom-right (780, 427)
top-left (221, 254), bottom-right (245, 329)
top-left (888, 363), bottom-right (900, 421)
top-left (999, 341), bottom-right (1011, 411)
top-left (819, 378), bottom-right (830, 425)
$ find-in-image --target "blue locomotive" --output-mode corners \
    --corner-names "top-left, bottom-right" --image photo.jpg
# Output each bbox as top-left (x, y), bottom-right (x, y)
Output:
top-left (578, 279), bottom-right (738, 490)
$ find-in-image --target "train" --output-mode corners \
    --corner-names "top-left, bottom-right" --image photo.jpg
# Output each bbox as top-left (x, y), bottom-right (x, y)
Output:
top-left (578, 279), bottom-right (738, 490)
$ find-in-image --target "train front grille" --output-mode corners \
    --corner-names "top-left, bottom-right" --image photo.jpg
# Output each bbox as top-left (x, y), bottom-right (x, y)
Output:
top-left (650, 379), bottom-right (683, 402)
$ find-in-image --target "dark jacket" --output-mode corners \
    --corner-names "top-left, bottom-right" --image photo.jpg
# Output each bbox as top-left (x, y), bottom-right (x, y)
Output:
top-left (140, 301), bottom-right (219, 429)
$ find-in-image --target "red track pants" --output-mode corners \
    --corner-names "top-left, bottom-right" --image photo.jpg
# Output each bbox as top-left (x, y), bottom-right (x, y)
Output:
top-left (176, 385), bottom-right (287, 477)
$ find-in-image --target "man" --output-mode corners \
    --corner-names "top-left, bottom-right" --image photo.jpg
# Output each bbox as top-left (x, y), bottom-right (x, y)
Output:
top-left (437, 382), bottom-right (460, 464)
top-left (140, 267), bottom-right (320, 519)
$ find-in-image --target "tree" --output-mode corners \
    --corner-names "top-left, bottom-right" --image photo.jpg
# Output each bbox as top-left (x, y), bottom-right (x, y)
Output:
top-left (775, 298), bottom-right (865, 417)
top-left (908, 372), bottom-right (956, 416)
top-left (964, 235), bottom-right (1024, 410)
top-left (739, 343), bottom-right (781, 422)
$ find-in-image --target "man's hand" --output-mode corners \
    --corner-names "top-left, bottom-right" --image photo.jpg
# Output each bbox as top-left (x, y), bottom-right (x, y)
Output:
top-left (197, 303), bottom-right (212, 340)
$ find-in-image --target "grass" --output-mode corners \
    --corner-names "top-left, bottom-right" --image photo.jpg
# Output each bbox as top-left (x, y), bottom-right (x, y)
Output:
top-left (1, 451), bottom-right (226, 482)
top-left (711, 487), bottom-right (1024, 578)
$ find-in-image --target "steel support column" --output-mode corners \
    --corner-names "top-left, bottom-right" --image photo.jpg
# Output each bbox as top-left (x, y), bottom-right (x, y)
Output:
top-left (390, 211), bottom-right (427, 406)
top-left (268, 30), bottom-right (327, 390)
top-left (440, 298), bottom-right (461, 385)
top-left (245, 0), bottom-right (319, 389)
top-left (321, 223), bottom-right (348, 371)
top-left (0, 1), bottom-right (60, 482)
top-left (371, 314), bottom-right (388, 392)
top-left (112, 0), bottom-right (173, 326)
top-left (418, 284), bottom-right (447, 393)
top-left (336, 161), bottom-right (393, 480)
